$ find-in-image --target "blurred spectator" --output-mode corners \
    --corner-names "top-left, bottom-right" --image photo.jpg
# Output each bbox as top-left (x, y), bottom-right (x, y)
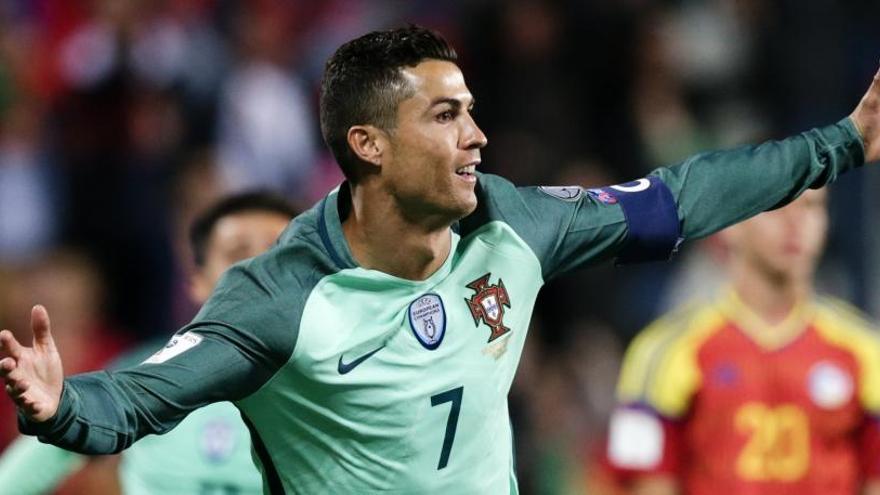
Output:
top-left (0, 97), bottom-right (58, 262)
top-left (216, 3), bottom-right (317, 197)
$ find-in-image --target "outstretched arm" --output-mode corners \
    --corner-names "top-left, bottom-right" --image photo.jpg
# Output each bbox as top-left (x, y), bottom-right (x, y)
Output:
top-left (460, 67), bottom-right (880, 280)
top-left (1, 260), bottom-right (298, 455)
top-left (665, 65), bottom-right (880, 242)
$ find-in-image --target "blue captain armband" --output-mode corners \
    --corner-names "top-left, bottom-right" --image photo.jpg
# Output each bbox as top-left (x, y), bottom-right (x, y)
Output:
top-left (588, 176), bottom-right (682, 264)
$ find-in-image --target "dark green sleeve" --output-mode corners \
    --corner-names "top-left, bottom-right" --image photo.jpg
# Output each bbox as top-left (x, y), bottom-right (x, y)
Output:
top-left (18, 253), bottom-right (302, 455)
top-left (659, 117), bottom-right (863, 239)
top-left (465, 118), bottom-right (864, 279)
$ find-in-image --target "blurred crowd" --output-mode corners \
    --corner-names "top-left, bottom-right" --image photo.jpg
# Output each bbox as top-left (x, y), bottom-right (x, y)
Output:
top-left (0, 0), bottom-right (879, 493)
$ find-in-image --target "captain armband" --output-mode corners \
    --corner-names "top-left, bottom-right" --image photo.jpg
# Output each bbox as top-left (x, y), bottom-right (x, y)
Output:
top-left (587, 176), bottom-right (682, 264)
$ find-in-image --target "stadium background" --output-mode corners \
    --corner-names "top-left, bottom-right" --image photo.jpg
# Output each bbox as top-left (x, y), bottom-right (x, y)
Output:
top-left (0, 0), bottom-right (879, 493)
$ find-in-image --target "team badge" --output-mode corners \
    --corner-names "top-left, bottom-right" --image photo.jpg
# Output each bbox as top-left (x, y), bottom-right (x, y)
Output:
top-left (408, 293), bottom-right (447, 350)
top-left (538, 186), bottom-right (584, 202)
top-left (808, 361), bottom-right (853, 409)
top-left (464, 273), bottom-right (512, 343)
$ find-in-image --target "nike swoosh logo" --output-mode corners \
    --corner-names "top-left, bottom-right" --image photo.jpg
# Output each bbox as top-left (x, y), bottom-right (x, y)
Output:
top-left (337, 345), bottom-right (385, 375)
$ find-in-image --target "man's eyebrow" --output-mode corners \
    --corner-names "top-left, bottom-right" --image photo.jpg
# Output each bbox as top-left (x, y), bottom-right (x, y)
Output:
top-left (429, 96), bottom-right (475, 109)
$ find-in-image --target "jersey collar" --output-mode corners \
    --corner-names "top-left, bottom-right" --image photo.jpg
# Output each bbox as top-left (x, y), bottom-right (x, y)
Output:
top-left (716, 288), bottom-right (815, 351)
top-left (318, 183), bottom-right (358, 269)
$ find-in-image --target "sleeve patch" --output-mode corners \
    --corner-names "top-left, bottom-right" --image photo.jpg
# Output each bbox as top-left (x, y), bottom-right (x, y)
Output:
top-left (597, 176), bottom-right (682, 264)
top-left (538, 185), bottom-right (584, 202)
top-left (607, 407), bottom-right (664, 469)
top-left (142, 331), bottom-right (204, 364)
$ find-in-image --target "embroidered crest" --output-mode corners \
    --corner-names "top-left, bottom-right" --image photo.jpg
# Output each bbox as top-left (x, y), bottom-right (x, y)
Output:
top-left (464, 273), bottom-right (512, 343)
top-left (408, 293), bottom-right (447, 350)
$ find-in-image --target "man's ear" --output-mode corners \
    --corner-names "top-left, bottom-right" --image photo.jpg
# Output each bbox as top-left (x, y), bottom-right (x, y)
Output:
top-left (347, 125), bottom-right (387, 168)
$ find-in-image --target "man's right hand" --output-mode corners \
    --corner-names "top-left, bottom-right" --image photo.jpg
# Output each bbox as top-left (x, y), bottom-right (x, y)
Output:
top-left (0, 305), bottom-right (64, 422)
top-left (851, 65), bottom-right (880, 163)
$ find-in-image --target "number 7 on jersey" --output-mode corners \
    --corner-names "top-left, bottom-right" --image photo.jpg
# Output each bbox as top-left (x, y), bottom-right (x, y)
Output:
top-left (430, 386), bottom-right (463, 470)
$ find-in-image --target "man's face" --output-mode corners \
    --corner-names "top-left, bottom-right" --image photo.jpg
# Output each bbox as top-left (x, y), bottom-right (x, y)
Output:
top-left (190, 211), bottom-right (291, 303)
top-left (379, 60), bottom-right (487, 222)
top-left (723, 189), bottom-right (828, 284)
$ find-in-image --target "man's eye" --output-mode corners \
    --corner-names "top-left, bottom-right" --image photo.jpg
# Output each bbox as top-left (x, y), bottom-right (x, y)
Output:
top-left (436, 110), bottom-right (454, 122)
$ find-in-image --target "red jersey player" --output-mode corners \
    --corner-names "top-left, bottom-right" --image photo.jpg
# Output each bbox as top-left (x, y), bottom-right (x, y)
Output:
top-left (607, 188), bottom-right (880, 495)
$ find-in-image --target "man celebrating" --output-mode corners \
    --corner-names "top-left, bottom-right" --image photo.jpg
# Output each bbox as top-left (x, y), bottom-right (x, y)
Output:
top-left (2, 26), bottom-right (880, 493)
top-left (606, 189), bottom-right (880, 495)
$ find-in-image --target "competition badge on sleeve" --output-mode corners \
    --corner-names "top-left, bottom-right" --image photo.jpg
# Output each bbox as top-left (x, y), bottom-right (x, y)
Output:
top-left (408, 293), bottom-right (447, 350)
top-left (538, 185), bottom-right (584, 202)
top-left (143, 331), bottom-right (204, 364)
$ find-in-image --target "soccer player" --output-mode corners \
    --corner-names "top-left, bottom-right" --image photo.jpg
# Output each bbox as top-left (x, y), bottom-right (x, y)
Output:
top-left (2, 26), bottom-right (880, 494)
top-left (0, 191), bottom-right (297, 494)
top-left (606, 189), bottom-right (880, 495)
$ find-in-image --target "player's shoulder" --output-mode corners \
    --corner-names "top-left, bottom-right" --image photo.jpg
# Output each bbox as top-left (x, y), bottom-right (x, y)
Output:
top-left (617, 298), bottom-right (723, 414)
top-left (812, 295), bottom-right (880, 347)
top-left (813, 296), bottom-right (880, 413)
top-left (619, 298), bottom-right (723, 387)
top-left (472, 172), bottom-right (589, 207)
top-left (627, 297), bottom-right (723, 358)
top-left (228, 193), bottom-right (346, 297)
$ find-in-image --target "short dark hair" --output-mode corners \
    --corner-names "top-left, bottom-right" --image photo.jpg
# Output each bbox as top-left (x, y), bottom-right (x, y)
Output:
top-left (319, 25), bottom-right (457, 181)
top-left (189, 191), bottom-right (298, 267)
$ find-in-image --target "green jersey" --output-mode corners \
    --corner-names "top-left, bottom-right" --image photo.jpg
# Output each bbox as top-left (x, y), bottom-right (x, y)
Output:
top-left (119, 401), bottom-right (261, 495)
top-left (21, 120), bottom-right (864, 494)
top-left (0, 342), bottom-right (262, 494)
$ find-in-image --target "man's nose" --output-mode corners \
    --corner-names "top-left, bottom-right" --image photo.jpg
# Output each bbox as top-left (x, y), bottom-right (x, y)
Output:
top-left (461, 114), bottom-right (488, 150)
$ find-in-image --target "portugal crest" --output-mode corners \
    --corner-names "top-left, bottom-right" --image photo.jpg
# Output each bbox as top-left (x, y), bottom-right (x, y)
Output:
top-left (464, 273), bottom-right (512, 342)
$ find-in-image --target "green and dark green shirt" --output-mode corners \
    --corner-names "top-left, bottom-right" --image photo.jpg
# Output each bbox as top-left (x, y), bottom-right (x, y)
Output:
top-left (22, 119), bottom-right (865, 494)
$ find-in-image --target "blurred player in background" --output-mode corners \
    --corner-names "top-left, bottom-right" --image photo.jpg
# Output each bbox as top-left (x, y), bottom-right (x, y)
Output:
top-left (606, 188), bottom-right (880, 495)
top-left (0, 191), bottom-right (296, 494)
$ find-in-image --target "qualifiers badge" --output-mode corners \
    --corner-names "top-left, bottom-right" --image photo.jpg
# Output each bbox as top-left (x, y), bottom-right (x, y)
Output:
top-left (408, 293), bottom-right (447, 350)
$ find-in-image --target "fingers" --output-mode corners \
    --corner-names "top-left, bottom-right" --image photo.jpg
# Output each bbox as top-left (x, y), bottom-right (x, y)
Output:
top-left (1, 357), bottom-right (27, 400)
top-left (30, 305), bottom-right (54, 350)
top-left (0, 357), bottom-right (15, 376)
top-left (4, 377), bottom-right (29, 398)
top-left (0, 330), bottom-right (24, 360)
